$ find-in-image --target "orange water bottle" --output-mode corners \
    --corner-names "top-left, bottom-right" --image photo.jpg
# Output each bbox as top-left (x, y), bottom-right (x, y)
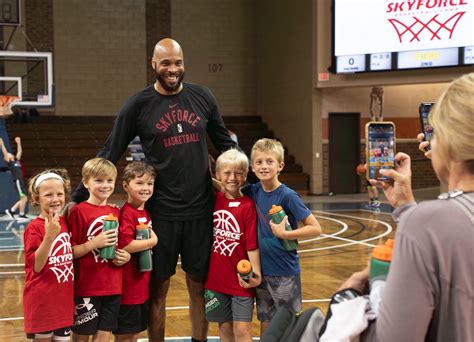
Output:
top-left (237, 259), bottom-right (253, 282)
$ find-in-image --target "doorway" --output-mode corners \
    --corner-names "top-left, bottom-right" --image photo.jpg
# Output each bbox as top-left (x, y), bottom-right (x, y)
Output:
top-left (329, 113), bottom-right (360, 194)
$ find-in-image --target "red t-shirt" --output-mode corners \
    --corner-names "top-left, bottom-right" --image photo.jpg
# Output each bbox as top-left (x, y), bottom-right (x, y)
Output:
top-left (68, 202), bottom-right (122, 297)
top-left (23, 217), bottom-right (74, 333)
top-left (118, 202), bottom-right (152, 305)
top-left (205, 192), bottom-right (258, 297)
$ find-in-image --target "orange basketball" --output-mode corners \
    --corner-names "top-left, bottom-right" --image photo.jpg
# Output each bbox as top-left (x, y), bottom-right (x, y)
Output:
top-left (356, 163), bottom-right (366, 176)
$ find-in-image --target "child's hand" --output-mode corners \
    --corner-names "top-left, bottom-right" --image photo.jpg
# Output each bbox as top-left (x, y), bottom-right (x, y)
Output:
top-left (44, 212), bottom-right (61, 241)
top-left (90, 229), bottom-right (117, 249)
top-left (269, 217), bottom-right (288, 239)
top-left (108, 203), bottom-right (120, 209)
top-left (238, 272), bottom-right (262, 289)
top-left (149, 229), bottom-right (158, 247)
top-left (113, 249), bottom-right (131, 266)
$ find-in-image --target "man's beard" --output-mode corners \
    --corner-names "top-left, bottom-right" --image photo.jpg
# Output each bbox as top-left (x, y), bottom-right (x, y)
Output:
top-left (155, 71), bottom-right (185, 92)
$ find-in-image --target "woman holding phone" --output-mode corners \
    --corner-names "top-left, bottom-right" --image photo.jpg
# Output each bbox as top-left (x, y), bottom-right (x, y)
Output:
top-left (338, 72), bottom-right (474, 341)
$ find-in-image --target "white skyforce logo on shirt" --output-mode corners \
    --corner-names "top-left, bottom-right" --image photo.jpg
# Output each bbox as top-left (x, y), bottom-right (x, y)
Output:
top-left (213, 210), bottom-right (242, 256)
top-left (48, 232), bottom-right (74, 283)
top-left (87, 215), bottom-right (116, 263)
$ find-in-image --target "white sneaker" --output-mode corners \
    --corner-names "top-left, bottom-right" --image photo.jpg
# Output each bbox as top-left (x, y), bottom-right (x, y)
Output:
top-left (4, 209), bottom-right (15, 220)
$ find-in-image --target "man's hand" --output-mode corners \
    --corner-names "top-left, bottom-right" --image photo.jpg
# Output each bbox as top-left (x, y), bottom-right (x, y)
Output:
top-left (370, 152), bottom-right (415, 208)
top-left (113, 249), bottom-right (131, 266)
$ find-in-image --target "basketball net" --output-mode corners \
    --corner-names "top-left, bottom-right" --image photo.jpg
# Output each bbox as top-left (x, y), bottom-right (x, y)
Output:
top-left (0, 95), bottom-right (21, 118)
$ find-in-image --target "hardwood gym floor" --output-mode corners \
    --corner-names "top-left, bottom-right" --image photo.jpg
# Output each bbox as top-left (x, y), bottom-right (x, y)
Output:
top-left (0, 189), bottom-right (438, 341)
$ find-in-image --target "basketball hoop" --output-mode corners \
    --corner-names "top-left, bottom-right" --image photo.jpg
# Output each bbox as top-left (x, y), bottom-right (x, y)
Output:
top-left (0, 95), bottom-right (21, 118)
top-left (388, 12), bottom-right (466, 43)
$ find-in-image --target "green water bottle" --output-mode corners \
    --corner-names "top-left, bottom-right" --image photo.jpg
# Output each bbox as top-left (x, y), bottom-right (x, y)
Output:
top-left (135, 223), bottom-right (153, 272)
top-left (100, 214), bottom-right (118, 259)
top-left (268, 205), bottom-right (298, 251)
top-left (370, 239), bottom-right (394, 288)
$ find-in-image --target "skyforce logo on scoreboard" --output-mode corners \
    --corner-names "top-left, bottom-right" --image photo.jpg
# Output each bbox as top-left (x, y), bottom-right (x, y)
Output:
top-left (386, 0), bottom-right (468, 13)
top-left (385, 0), bottom-right (469, 43)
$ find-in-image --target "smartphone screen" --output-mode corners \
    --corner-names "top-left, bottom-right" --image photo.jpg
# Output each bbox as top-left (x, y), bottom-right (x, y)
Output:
top-left (366, 122), bottom-right (395, 181)
top-left (419, 103), bottom-right (434, 149)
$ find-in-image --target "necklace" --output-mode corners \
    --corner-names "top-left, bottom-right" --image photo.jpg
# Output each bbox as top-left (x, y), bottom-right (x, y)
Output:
top-left (438, 188), bottom-right (474, 200)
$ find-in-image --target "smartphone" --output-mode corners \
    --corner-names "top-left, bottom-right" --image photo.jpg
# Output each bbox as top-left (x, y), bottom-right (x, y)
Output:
top-left (365, 121), bottom-right (396, 181)
top-left (419, 102), bottom-right (434, 151)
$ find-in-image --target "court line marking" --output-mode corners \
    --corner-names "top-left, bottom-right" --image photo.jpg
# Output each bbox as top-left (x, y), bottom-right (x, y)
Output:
top-left (0, 271), bottom-right (24, 275)
top-left (300, 216), bottom-right (348, 243)
top-left (298, 210), bottom-right (393, 253)
top-left (0, 298), bottom-right (332, 321)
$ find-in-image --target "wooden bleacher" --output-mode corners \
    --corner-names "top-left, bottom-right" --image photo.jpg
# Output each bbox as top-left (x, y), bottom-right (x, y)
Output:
top-left (5, 115), bottom-right (309, 194)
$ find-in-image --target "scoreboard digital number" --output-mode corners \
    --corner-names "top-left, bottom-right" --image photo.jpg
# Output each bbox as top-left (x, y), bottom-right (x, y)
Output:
top-left (0, 0), bottom-right (20, 26)
top-left (336, 46), bottom-right (474, 73)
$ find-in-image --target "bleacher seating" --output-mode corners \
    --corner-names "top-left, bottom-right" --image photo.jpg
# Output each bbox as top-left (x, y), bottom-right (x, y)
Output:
top-left (5, 115), bottom-right (309, 195)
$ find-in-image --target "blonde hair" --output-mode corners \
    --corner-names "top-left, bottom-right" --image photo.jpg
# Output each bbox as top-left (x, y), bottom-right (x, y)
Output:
top-left (122, 161), bottom-right (156, 184)
top-left (82, 157), bottom-right (117, 182)
top-left (429, 73), bottom-right (474, 173)
top-left (28, 169), bottom-right (71, 206)
top-left (251, 138), bottom-right (285, 163)
top-left (216, 149), bottom-right (249, 176)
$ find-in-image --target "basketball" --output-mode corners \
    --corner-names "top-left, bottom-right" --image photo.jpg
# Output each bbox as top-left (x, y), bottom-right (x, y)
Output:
top-left (356, 164), bottom-right (366, 176)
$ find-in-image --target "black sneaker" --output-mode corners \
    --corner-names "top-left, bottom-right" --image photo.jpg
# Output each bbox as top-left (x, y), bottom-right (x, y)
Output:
top-left (4, 209), bottom-right (15, 220)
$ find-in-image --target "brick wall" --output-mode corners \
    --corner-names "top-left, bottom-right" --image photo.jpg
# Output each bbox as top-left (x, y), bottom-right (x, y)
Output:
top-left (170, 0), bottom-right (256, 116)
top-left (53, 0), bottom-right (147, 116)
top-left (322, 141), bottom-right (438, 193)
top-left (145, 0), bottom-right (171, 84)
top-left (25, 0), bottom-right (54, 98)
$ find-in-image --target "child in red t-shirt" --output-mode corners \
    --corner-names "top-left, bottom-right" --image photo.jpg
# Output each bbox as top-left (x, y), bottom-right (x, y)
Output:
top-left (113, 161), bottom-right (158, 341)
top-left (68, 158), bottom-right (130, 341)
top-left (23, 169), bottom-right (74, 341)
top-left (205, 149), bottom-right (261, 342)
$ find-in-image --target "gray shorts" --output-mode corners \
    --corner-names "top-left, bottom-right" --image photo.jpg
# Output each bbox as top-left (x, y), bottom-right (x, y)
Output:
top-left (256, 274), bottom-right (302, 322)
top-left (204, 289), bottom-right (254, 323)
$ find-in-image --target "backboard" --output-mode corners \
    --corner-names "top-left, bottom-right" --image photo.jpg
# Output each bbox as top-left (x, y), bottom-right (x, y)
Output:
top-left (0, 51), bottom-right (53, 107)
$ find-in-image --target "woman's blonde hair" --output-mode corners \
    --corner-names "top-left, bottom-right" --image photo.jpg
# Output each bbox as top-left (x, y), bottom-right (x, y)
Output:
top-left (28, 169), bottom-right (71, 206)
top-left (251, 138), bottom-right (285, 164)
top-left (216, 149), bottom-right (249, 176)
top-left (82, 157), bottom-right (117, 182)
top-left (429, 73), bottom-right (474, 173)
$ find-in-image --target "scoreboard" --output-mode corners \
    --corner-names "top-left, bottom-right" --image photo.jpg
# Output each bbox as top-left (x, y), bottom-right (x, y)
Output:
top-left (336, 47), bottom-right (473, 73)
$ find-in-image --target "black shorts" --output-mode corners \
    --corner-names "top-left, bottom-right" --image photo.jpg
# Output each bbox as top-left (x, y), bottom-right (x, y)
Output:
top-left (72, 295), bottom-right (121, 335)
top-left (113, 302), bottom-right (148, 335)
top-left (150, 215), bottom-right (213, 281)
top-left (15, 178), bottom-right (27, 197)
top-left (27, 326), bottom-right (71, 340)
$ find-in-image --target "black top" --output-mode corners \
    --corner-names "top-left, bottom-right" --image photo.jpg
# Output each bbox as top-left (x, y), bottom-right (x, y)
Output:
top-left (72, 82), bottom-right (236, 220)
